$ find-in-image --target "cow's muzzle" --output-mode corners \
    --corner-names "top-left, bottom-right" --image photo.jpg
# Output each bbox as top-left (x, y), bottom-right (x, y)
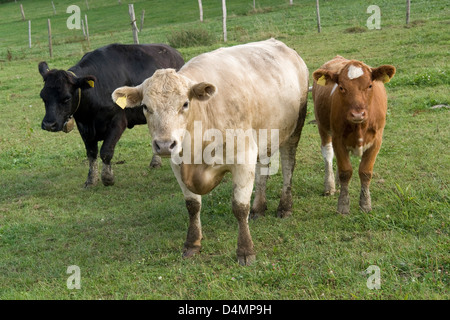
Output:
top-left (349, 111), bottom-right (366, 124)
top-left (41, 120), bottom-right (61, 132)
top-left (153, 139), bottom-right (177, 156)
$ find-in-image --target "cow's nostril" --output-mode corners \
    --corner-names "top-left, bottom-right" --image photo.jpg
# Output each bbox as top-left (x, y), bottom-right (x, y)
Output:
top-left (169, 141), bottom-right (177, 150)
top-left (153, 141), bottom-right (161, 152)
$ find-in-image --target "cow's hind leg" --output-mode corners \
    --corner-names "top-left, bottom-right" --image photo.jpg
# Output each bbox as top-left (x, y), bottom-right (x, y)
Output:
top-left (277, 110), bottom-right (306, 218)
top-left (359, 141), bottom-right (381, 213)
top-left (232, 163), bottom-right (256, 266)
top-left (250, 162), bottom-right (269, 219)
top-left (170, 162), bottom-right (203, 258)
top-left (334, 141), bottom-right (352, 214)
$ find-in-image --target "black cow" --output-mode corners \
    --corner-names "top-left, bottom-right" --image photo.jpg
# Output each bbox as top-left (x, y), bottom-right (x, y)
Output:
top-left (38, 43), bottom-right (184, 187)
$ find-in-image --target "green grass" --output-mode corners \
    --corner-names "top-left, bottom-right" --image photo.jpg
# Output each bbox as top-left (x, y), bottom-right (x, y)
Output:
top-left (0, 0), bottom-right (449, 300)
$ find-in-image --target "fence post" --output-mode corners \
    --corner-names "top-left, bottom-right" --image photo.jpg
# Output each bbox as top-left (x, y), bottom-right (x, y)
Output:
top-left (406, 0), bottom-right (410, 25)
top-left (140, 9), bottom-right (145, 32)
top-left (85, 14), bottom-right (90, 46)
top-left (28, 20), bottom-right (31, 48)
top-left (198, 0), bottom-right (203, 22)
top-left (128, 4), bottom-right (139, 44)
top-left (222, 0), bottom-right (227, 42)
top-left (316, 0), bottom-right (321, 33)
top-left (20, 4), bottom-right (25, 20)
top-left (81, 19), bottom-right (86, 40)
top-left (52, 1), bottom-right (56, 15)
top-left (47, 19), bottom-right (53, 58)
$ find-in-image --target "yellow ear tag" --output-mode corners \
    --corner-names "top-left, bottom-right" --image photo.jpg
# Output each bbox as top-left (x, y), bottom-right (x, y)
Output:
top-left (382, 73), bottom-right (390, 83)
top-left (116, 96), bottom-right (127, 109)
top-left (87, 80), bottom-right (95, 88)
top-left (317, 75), bottom-right (327, 86)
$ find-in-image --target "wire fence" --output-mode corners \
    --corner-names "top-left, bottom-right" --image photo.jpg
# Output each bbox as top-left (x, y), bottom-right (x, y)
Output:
top-left (0, 0), bottom-right (438, 59)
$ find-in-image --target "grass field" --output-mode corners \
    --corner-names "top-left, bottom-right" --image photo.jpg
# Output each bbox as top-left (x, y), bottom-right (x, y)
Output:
top-left (0, 0), bottom-right (448, 300)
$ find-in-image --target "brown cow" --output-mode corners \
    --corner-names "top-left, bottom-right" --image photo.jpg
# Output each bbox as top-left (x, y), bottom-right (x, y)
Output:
top-left (312, 56), bottom-right (395, 214)
top-left (112, 39), bottom-right (309, 265)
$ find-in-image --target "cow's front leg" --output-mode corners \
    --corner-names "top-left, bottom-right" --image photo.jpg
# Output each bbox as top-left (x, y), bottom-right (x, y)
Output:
top-left (100, 119), bottom-right (126, 186)
top-left (321, 142), bottom-right (336, 196)
top-left (232, 164), bottom-right (256, 266)
top-left (149, 154), bottom-right (162, 169)
top-left (334, 141), bottom-right (352, 214)
top-left (83, 140), bottom-right (99, 188)
top-left (359, 141), bottom-right (381, 213)
top-left (170, 162), bottom-right (202, 258)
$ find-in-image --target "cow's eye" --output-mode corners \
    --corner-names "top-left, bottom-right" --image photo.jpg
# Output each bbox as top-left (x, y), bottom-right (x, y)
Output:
top-left (182, 101), bottom-right (189, 109)
top-left (142, 104), bottom-right (153, 114)
top-left (368, 84), bottom-right (373, 89)
top-left (63, 97), bottom-right (71, 103)
top-left (339, 86), bottom-right (345, 93)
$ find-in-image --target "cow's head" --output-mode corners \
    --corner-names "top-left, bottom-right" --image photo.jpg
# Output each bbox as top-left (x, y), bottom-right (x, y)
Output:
top-left (112, 69), bottom-right (216, 157)
top-left (38, 61), bottom-right (96, 132)
top-left (313, 61), bottom-right (395, 124)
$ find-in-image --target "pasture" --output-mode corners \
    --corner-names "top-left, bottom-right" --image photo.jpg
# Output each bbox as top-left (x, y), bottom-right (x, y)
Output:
top-left (0, 0), bottom-right (448, 300)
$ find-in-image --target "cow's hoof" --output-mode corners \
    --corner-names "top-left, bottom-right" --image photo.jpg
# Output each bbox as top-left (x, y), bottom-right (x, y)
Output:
top-left (277, 210), bottom-right (292, 219)
top-left (360, 204), bottom-right (372, 213)
top-left (324, 189), bottom-right (336, 196)
top-left (150, 162), bottom-right (162, 169)
top-left (101, 175), bottom-right (115, 186)
top-left (150, 155), bottom-right (162, 169)
top-left (249, 210), bottom-right (265, 220)
top-left (182, 246), bottom-right (201, 259)
top-left (83, 180), bottom-right (97, 188)
top-left (337, 204), bottom-right (350, 215)
top-left (249, 203), bottom-right (267, 220)
top-left (237, 254), bottom-right (256, 266)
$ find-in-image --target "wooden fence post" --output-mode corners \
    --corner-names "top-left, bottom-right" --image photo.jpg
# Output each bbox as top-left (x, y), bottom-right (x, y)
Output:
top-left (85, 14), bottom-right (90, 46)
top-left (198, 0), bottom-right (203, 22)
top-left (128, 4), bottom-right (139, 44)
top-left (406, 0), bottom-right (411, 25)
top-left (47, 19), bottom-right (53, 58)
top-left (85, 0), bottom-right (89, 10)
top-left (20, 4), bottom-right (25, 20)
top-left (81, 19), bottom-right (86, 40)
top-left (140, 9), bottom-right (145, 32)
top-left (52, 1), bottom-right (56, 15)
top-left (316, 0), bottom-right (321, 33)
top-left (28, 20), bottom-right (31, 48)
top-left (290, 0), bottom-right (293, 5)
top-left (222, 0), bottom-right (227, 42)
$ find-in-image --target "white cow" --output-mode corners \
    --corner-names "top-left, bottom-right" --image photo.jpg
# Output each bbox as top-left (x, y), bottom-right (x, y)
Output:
top-left (112, 39), bottom-right (309, 265)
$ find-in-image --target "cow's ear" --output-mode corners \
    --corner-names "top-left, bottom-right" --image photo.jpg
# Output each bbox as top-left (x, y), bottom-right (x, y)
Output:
top-left (112, 85), bottom-right (143, 109)
top-left (371, 65), bottom-right (396, 83)
top-left (38, 61), bottom-right (50, 79)
top-left (313, 69), bottom-right (338, 86)
top-left (189, 82), bottom-right (216, 101)
top-left (76, 75), bottom-right (97, 89)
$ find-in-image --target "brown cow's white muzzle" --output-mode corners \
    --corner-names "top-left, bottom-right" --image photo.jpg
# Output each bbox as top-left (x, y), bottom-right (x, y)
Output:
top-left (153, 139), bottom-right (178, 156)
top-left (349, 111), bottom-right (366, 124)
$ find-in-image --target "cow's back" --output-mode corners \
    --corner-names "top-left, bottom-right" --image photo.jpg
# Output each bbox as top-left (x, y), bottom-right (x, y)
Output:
top-left (180, 39), bottom-right (308, 145)
top-left (72, 44), bottom-right (184, 105)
